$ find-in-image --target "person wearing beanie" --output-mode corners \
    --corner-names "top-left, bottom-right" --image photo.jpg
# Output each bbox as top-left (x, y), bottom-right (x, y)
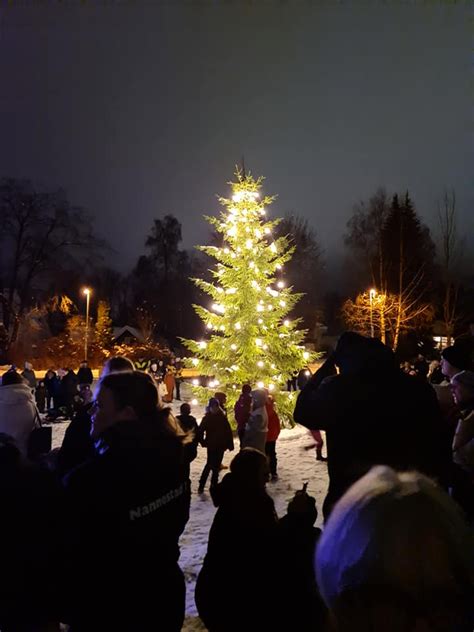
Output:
top-left (242, 389), bottom-right (268, 454)
top-left (441, 345), bottom-right (473, 380)
top-left (197, 398), bottom-right (234, 494)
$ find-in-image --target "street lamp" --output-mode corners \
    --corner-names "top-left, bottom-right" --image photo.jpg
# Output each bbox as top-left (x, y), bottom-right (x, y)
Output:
top-left (82, 287), bottom-right (91, 361)
top-left (369, 288), bottom-right (376, 338)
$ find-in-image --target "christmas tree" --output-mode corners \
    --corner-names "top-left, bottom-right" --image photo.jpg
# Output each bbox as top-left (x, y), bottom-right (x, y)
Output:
top-left (182, 171), bottom-right (316, 424)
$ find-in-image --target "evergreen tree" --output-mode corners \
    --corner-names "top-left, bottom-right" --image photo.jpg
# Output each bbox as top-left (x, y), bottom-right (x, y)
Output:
top-left (182, 171), bottom-right (316, 424)
top-left (95, 300), bottom-right (114, 353)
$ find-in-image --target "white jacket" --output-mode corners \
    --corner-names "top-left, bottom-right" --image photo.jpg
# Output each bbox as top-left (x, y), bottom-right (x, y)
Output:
top-left (0, 384), bottom-right (37, 456)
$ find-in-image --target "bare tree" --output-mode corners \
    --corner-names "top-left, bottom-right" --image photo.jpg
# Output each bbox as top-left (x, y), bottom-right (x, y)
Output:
top-left (437, 189), bottom-right (461, 345)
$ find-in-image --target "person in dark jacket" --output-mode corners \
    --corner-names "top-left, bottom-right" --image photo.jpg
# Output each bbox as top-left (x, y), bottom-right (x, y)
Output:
top-left (44, 369), bottom-right (60, 411)
top-left (234, 384), bottom-right (252, 446)
top-left (35, 380), bottom-right (47, 413)
top-left (176, 402), bottom-right (199, 478)
top-left (61, 370), bottom-right (189, 632)
top-left (198, 398), bottom-right (234, 494)
top-left (56, 356), bottom-right (134, 479)
top-left (195, 448), bottom-right (278, 632)
top-left (60, 369), bottom-right (78, 418)
top-left (0, 433), bottom-right (63, 631)
top-left (21, 361), bottom-right (37, 390)
top-left (77, 360), bottom-right (93, 386)
top-left (294, 332), bottom-right (451, 519)
top-left (276, 483), bottom-right (326, 631)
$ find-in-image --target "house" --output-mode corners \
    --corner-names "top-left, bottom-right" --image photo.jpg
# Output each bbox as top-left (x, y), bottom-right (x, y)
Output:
top-left (112, 326), bottom-right (144, 346)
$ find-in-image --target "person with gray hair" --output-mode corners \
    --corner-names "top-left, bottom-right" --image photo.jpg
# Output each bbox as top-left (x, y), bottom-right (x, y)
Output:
top-left (316, 466), bottom-right (474, 632)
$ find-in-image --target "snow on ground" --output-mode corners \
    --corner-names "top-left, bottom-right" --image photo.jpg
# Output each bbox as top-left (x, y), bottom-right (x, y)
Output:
top-left (51, 384), bottom-right (328, 632)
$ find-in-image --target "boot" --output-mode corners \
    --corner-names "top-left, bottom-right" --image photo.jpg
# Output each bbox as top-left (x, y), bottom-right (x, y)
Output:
top-left (316, 448), bottom-right (327, 462)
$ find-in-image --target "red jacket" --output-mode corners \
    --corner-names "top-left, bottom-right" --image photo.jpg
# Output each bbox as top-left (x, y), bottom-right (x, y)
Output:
top-left (266, 400), bottom-right (281, 442)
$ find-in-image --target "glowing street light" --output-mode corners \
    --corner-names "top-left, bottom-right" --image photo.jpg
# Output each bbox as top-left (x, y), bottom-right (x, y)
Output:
top-left (369, 288), bottom-right (376, 338)
top-left (82, 287), bottom-right (92, 361)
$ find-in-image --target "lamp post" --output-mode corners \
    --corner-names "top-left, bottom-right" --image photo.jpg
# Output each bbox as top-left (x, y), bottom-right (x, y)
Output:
top-left (83, 287), bottom-right (91, 361)
top-left (369, 288), bottom-right (376, 338)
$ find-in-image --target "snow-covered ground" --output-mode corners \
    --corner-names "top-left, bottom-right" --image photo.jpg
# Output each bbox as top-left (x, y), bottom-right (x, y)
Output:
top-left (51, 385), bottom-right (328, 631)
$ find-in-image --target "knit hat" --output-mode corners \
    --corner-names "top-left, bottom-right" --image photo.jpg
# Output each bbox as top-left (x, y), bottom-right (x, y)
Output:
top-left (441, 345), bottom-right (472, 372)
top-left (451, 371), bottom-right (474, 391)
top-left (208, 397), bottom-right (219, 409)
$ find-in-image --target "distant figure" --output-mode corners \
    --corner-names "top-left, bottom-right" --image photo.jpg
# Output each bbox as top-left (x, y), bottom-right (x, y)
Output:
top-left (316, 466), bottom-right (474, 632)
top-left (174, 357), bottom-right (183, 400)
top-left (428, 359), bottom-right (444, 385)
top-left (21, 361), bottom-right (37, 390)
top-left (176, 402), bottom-right (199, 479)
top-left (242, 389), bottom-right (268, 454)
top-left (77, 360), bottom-right (93, 386)
top-left (44, 369), bottom-right (60, 410)
top-left (35, 380), bottom-right (47, 414)
top-left (214, 391), bottom-right (227, 413)
top-left (450, 370), bottom-right (474, 521)
top-left (163, 364), bottom-right (176, 403)
top-left (234, 384), bottom-right (252, 446)
top-left (148, 361), bottom-right (161, 383)
top-left (198, 398), bottom-right (234, 494)
top-left (265, 393), bottom-right (281, 480)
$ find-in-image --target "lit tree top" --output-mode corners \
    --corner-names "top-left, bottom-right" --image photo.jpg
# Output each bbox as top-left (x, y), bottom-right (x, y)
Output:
top-left (182, 170), bottom-right (316, 423)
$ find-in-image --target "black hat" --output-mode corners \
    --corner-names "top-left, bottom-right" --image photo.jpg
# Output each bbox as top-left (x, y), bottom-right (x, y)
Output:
top-left (441, 345), bottom-right (472, 371)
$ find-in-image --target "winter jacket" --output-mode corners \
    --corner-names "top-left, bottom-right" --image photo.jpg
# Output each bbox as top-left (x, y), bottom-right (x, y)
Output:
top-left (242, 406), bottom-right (268, 454)
top-left (265, 400), bottom-right (281, 442)
top-left (294, 334), bottom-right (451, 516)
top-left (452, 405), bottom-right (474, 474)
top-left (198, 410), bottom-right (234, 452)
top-left (195, 472), bottom-right (278, 631)
top-left (234, 392), bottom-right (252, 432)
top-left (0, 457), bottom-right (63, 628)
top-left (176, 413), bottom-right (199, 468)
top-left (77, 367), bottom-right (93, 385)
top-left (44, 373), bottom-right (60, 400)
top-left (21, 368), bottom-right (37, 389)
top-left (0, 384), bottom-right (37, 457)
top-left (61, 416), bottom-right (189, 630)
top-left (56, 404), bottom-right (95, 478)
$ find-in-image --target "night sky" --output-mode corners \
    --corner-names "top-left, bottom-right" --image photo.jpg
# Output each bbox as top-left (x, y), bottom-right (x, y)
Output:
top-left (1, 2), bottom-right (471, 274)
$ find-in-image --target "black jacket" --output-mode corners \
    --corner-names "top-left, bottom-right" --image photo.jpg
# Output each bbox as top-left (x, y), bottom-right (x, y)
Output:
top-left (62, 416), bottom-right (189, 630)
top-left (56, 404), bottom-right (95, 478)
top-left (294, 336), bottom-right (451, 516)
top-left (77, 367), bottom-right (93, 385)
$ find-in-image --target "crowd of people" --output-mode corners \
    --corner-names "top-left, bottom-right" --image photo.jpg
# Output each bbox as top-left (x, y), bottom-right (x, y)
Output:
top-left (0, 331), bottom-right (473, 631)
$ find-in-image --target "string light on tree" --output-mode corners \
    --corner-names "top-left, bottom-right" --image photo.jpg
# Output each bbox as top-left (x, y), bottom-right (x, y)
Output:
top-left (182, 169), bottom-right (319, 423)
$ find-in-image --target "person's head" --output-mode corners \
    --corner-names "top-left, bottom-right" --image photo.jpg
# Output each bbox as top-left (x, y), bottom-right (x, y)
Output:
top-left (334, 332), bottom-right (395, 374)
top-left (24, 361), bottom-right (33, 371)
top-left (214, 391), bottom-right (227, 408)
top-left (242, 383), bottom-right (252, 395)
top-left (1, 371), bottom-right (25, 386)
top-left (100, 356), bottom-right (135, 379)
top-left (450, 371), bottom-right (474, 406)
top-left (46, 369), bottom-right (56, 379)
top-left (180, 402), bottom-right (191, 416)
top-left (207, 397), bottom-right (220, 414)
top-left (316, 466), bottom-right (474, 632)
top-left (441, 345), bottom-right (472, 379)
top-left (230, 447), bottom-right (269, 488)
top-left (251, 389), bottom-right (267, 410)
top-left (90, 370), bottom-right (158, 439)
top-left (80, 360), bottom-right (88, 368)
top-left (150, 362), bottom-right (158, 372)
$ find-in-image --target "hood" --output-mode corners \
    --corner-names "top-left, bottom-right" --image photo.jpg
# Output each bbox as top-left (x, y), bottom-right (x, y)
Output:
top-left (251, 389), bottom-right (268, 409)
top-left (0, 384), bottom-right (36, 406)
top-left (334, 331), bottom-right (396, 375)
